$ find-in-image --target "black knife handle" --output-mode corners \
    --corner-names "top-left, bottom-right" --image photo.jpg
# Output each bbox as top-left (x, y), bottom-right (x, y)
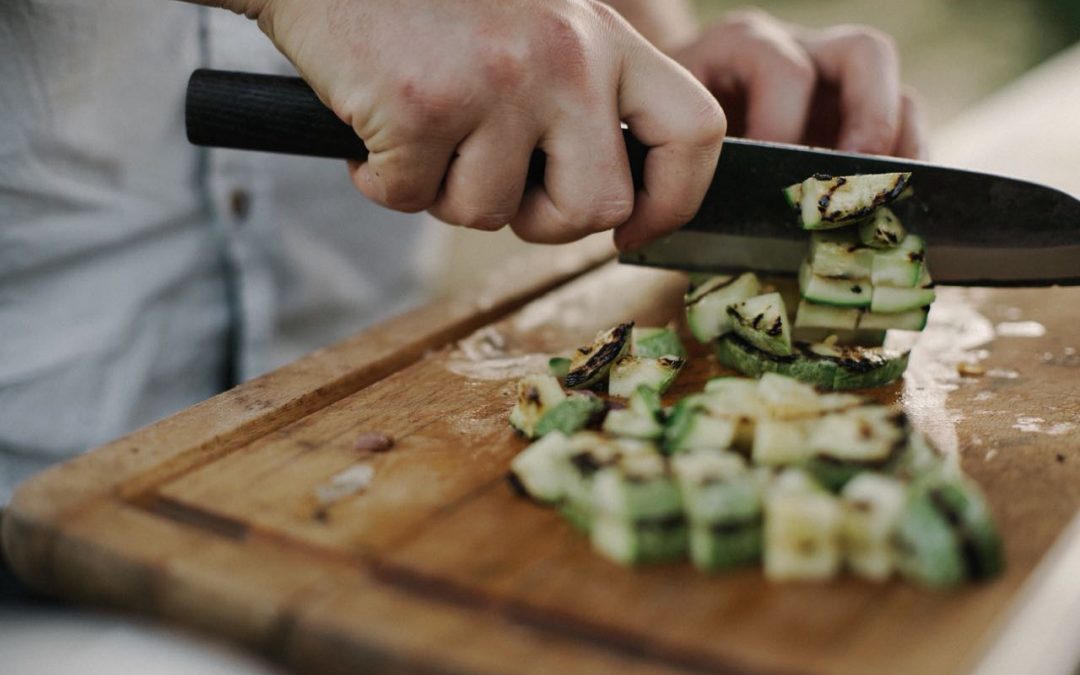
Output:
top-left (185, 69), bottom-right (647, 188)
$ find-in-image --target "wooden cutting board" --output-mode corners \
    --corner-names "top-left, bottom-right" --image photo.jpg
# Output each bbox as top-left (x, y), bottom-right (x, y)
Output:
top-left (4, 226), bottom-right (1079, 674)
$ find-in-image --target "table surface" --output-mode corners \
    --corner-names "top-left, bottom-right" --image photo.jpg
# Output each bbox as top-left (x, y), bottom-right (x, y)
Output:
top-left (3, 43), bottom-right (1079, 675)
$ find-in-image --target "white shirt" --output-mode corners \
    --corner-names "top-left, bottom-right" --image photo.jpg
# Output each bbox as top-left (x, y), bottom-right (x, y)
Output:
top-left (0, 0), bottom-right (441, 502)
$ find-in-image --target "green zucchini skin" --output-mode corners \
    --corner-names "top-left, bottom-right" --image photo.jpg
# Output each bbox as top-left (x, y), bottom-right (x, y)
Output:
top-left (893, 472), bottom-right (1004, 587)
top-left (533, 394), bottom-right (606, 438)
top-left (714, 335), bottom-right (909, 390)
top-left (632, 327), bottom-right (687, 359)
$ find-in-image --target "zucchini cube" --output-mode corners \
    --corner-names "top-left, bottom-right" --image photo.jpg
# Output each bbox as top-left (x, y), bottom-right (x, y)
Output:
top-left (764, 473), bottom-right (843, 581)
top-left (840, 472), bottom-right (906, 581)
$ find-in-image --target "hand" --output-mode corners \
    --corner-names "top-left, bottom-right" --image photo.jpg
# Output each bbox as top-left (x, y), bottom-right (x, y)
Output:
top-left (672, 10), bottom-right (926, 159)
top-left (241, 0), bottom-right (725, 248)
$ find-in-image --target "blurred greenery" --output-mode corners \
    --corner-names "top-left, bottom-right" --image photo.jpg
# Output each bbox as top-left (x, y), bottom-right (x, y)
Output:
top-left (692, 0), bottom-right (1079, 128)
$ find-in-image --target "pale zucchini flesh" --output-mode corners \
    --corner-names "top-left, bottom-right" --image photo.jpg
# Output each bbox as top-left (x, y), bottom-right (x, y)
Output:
top-left (859, 207), bottom-right (907, 249)
top-left (685, 272), bottom-right (763, 343)
top-left (799, 261), bottom-right (873, 308)
top-left (607, 355), bottom-right (684, 398)
top-left (727, 292), bottom-right (793, 357)
top-left (808, 231), bottom-right (874, 279)
top-left (564, 322), bottom-right (633, 389)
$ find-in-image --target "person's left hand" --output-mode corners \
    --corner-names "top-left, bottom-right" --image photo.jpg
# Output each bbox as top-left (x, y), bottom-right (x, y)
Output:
top-left (672, 9), bottom-right (926, 159)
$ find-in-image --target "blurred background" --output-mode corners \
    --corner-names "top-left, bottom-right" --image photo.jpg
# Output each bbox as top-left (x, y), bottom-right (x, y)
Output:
top-left (436, 0), bottom-right (1080, 293)
top-left (694, 0), bottom-right (1080, 126)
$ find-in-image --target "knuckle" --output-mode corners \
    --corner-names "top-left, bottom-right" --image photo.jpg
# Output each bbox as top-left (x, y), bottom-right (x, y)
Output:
top-left (532, 8), bottom-right (590, 82)
top-left (378, 172), bottom-right (432, 212)
top-left (478, 41), bottom-right (528, 91)
top-left (460, 209), bottom-right (513, 232)
top-left (842, 26), bottom-right (897, 60)
top-left (694, 97), bottom-right (728, 148)
top-left (572, 194), bottom-right (634, 233)
top-left (395, 78), bottom-right (468, 133)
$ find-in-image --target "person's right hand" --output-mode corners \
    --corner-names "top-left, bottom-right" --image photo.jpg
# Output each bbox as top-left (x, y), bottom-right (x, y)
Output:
top-left (242, 0), bottom-right (726, 249)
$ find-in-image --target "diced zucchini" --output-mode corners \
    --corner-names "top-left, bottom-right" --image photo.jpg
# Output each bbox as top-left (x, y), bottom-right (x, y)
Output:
top-left (685, 272), bottom-right (763, 343)
top-left (664, 395), bottom-right (738, 454)
top-left (558, 432), bottom-right (624, 514)
top-left (632, 327), bottom-right (687, 359)
top-left (840, 473), bottom-right (906, 581)
top-left (592, 454), bottom-right (682, 520)
top-left (893, 472), bottom-right (1004, 587)
top-left (764, 471), bottom-right (843, 581)
top-left (798, 172), bottom-right (911, 230)
top-left (591, 513), bottom-right (688, 566)
top-left (533, 393), bottom-right (605, 438)
top-left (752, 417), bottom-right (815, 466)
top-left (794, 300), bottom-right (860, 331)
top-left (602, 385), bottom-right (665, 440)
top-left (756, 372), bottom-right (823, 419)
top-left (858, 307), bottom-right (929, 332)
top-left (870, 235), bottom-right (925, 287)
top-left (728, 292), bottom-right (793, 357)
top-left (508, 432), bottom-right (573, 504)
top-left (807, 406), bottom-right (907, 464)
top-left (858, 207), bottom-right (907, 249)
top-left (698, 378), bottom-right (766, 450)
top-left (508, 374), bottom-right (567, 438)
top-left (564, 322), bottom-right (633, 389)
top-left (672, 450), bottom-right (763, 570)
top-left (799, 261), bottom-right (873, 308)
top-left (871, 285), bottom-right (936, 314)
top-left (607, 355), bottom-right (684, 398)
top-left (808, 231), bottom-right (874, 279)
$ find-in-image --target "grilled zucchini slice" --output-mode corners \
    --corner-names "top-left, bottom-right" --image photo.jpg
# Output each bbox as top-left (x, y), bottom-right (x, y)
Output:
top-left (858, 307), bottom-right (930, 332)
top-left (685, 272), bottom-right (763, 343)
top-left (794, 300), bottom-right (860, 331)
top-left (509, 374), bottom-right (567, 438)
top-left (858, 207), bottom-right (907, 249)
top-left (798, 172), bottom-right (911, 230)
top-left (727, 292), bottom-right (793, 357)
top-left (607, 355), bottom-right (684, 398)
top-left (715, 336), bottom-right (909, 390)
top-left (808, 231), bottom-right (874, 279)
top-left (870, 234), bottom-right (926, 287)
top-left (871, 285), bottom-right (936, 314)
top-left (564, 322), bottom-right (633, 389)
top-left (799, 261), bottom-right (873, 308)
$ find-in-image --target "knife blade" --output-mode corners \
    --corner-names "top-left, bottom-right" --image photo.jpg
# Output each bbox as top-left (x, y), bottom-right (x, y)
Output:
top-left (185, 69), bottom-right (1080, 286)
top-left (620, 138), bottom-right (1080, 286)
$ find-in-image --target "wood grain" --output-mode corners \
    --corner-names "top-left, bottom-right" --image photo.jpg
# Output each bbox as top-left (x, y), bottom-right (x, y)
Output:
top-left (4, 253), bottom-right (1078, 675)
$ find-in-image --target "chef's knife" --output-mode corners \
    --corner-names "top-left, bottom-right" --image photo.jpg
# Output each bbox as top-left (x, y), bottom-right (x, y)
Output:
top-left (185, 69), bottom-right (1080, 286)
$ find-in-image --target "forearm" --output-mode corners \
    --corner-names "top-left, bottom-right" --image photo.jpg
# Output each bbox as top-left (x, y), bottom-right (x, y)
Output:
top-left (603, 0), bottom-right (699, 52)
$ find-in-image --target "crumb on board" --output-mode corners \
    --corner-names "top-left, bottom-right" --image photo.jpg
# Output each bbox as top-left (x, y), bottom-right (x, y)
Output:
top-left (957, 362), bottom-right (986, 377)
top-left (354, 432), bottom-right (395, 453)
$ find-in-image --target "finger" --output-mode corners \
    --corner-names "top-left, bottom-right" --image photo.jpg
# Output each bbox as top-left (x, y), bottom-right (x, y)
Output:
top-left (800, 26), bottom-right (902, 155)
top-left (509, 107), bottom-right (634, 244)
top-left (428, 114), bottom-right (538, 231)
top-left (349, 139), bottom-right (459, 213)
top-left (613, 49), bottom-right (726, 251)
top-left (894, 87), bottom-right (928, 160)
